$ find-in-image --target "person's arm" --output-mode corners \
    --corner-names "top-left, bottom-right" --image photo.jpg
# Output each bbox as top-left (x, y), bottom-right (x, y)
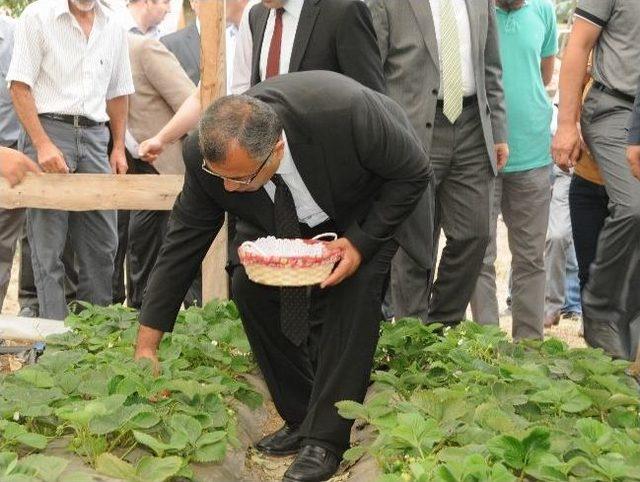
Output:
top-left (230, 2), bottom-right (254, 95)
top-left (138, 86), bottom-right (201, 162)
top-left (541, 56), bottom-right (555, 87)
top-left (0, 147), bottom-right (41, 187)
top-left (106, 96), bottom-right (129, 174)
top-left (551, 18), bottom-right (601, 171)
top-left (135, 133), bottom-right (225, 362)
top-left (10, 82), bottom-right (68, 173)
top-left (627, 86), bottom-right (640, 181)
top-left (484, 0), bottom-right (509, 169)
top-left (335, 0), bottom-right (386, 94)
top-left (367, 0), bottom-right (390, 66)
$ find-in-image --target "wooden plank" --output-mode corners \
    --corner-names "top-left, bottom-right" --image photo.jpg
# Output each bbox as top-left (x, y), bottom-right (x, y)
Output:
top-left (200, 0), bottom-right (229, 302)
top-left (0, 174), bottom-right (183, 211)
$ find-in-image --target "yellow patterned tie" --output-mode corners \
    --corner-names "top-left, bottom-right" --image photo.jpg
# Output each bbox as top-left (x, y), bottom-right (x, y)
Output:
top-left (440, 0), bottom-right (464, 123)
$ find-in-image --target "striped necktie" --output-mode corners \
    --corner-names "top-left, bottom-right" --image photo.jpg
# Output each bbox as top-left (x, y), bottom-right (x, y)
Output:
top-left (440, 0), bottom-right (464, 123)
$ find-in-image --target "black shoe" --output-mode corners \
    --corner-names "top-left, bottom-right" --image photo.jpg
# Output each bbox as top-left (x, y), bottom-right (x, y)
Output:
top-left (282, 445), bottom-right (340, 482)
top-left (255, 424), bottom-right (302, 456)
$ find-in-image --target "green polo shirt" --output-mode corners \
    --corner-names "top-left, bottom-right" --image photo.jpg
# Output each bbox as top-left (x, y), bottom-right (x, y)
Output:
top-left (497, 0), bottom-right (557, 173)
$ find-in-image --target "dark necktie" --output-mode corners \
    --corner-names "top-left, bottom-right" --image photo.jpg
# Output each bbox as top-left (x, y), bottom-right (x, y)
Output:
top-left (265, 8), bottom-right (285, 79)
top-left (272, 175), bottom-right (309, 346)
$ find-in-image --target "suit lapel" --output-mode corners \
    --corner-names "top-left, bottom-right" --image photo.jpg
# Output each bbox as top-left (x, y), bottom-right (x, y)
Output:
top-left (288, 0), bottom-right (321, 73)
top-left (251, 7), bottom-right (270, 85)
top-left (288, 142), bottom-right (336, 221)
top-left (408, 0), bottom-right (439, 69)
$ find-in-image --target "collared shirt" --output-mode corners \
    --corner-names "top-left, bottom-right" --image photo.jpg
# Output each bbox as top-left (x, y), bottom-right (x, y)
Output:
top-left (0, 16), bottom-right (19, 147)
top-left (263, 131), bottom-right (329, 228)
top-left (428, 0), bottom-right (476, 97)
top-left (117, 6), bottom-right (162, 39)
top-left (574, 0), bottom-right (640, 97)
top-left (7, 0), bottom-right (135, 123)
top-left (196, 18), bottom-right (238, 94)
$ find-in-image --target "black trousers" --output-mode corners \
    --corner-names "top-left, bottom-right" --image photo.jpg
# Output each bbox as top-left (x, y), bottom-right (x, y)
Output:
top-left (569, 175), bottom-right (609, 292)
top-left (232, 233), bottom-right (397, 456)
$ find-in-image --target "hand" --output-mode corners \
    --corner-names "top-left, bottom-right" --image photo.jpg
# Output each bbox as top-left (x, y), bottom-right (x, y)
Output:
top-left (552, 122), bottom-right (581, 172)
top-left (110, 147), bottom-right (128, 174)
top-left (627, 145), bottom-right (640, 181)
top-left (139, 135), bottom-right (165, 163)
top-left (320, 237), bottom-right (362, 289)
top-left (36, 141), bottom-right (68, 173)
top-left (495, 143), bottom-right (509, 171)
top-left (0, 148), bottom-right (41, 187)
top-left (134, 346), bottom-right (161, 376)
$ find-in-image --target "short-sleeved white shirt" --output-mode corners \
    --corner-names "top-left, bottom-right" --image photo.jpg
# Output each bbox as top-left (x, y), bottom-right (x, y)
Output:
top-left (6, 0), bottom-right (135, 122)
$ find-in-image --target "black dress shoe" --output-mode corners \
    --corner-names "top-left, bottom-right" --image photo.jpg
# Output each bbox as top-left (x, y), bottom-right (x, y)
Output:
top-left (282, 445), bottom-right (340, 482)
top-left (255, 424), bottom-right (302, 456)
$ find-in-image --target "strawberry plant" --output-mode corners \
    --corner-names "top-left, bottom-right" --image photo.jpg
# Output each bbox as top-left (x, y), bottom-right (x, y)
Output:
top-left (0, 301), bottom-right (262, 481)
top-left (339, 320), bottom-right (640, 482)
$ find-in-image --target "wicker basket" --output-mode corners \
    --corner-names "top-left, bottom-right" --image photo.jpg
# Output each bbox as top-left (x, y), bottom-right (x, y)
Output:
top-left (238, 233), bottom-right (342, 287)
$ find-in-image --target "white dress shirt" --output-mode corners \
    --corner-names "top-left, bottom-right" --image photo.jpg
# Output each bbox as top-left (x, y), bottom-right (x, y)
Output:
top-left (7, 0), bottom-right (134, 122)
top-left (428, 0), bottom-right (476, 97)
top-left (231, 0), bottom-right (304, 94)
top-left (263, 131), bottom-right (329, 228)
top-left (116, 7), bottom-right (162, 39)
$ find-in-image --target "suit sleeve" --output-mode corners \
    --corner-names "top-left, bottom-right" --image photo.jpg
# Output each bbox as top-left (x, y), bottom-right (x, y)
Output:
top-left (141, 39), bottom-right (195, 112)
top-left (138, 141), bottom-right (225, 332)
top-left (629, 85), bottom-right (640, 145)
top-left (367, 0), bottom-right (390, 65)
top-left (335, 1), bottom-right (386, 94)
top-left (345, 92), bottom-right (432, 261)
top-left (484, 0), bottom-right (507, 144)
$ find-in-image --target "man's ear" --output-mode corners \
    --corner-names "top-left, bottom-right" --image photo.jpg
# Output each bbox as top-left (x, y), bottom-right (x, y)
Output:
top-left (273, 137), bottom-right (285, 157)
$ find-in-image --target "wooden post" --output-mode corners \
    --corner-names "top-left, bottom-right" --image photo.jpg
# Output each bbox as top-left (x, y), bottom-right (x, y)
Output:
top-left (199, 0), bottom-right (229, 302)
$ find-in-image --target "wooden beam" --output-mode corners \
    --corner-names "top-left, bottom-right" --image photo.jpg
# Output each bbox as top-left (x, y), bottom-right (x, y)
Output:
top-left (0, 174), bottom-right (183, 211)
top-left (199, 0), bottom-right (229, 302)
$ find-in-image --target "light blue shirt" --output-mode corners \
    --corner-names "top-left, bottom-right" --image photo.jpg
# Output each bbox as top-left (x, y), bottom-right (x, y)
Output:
top-left (0, 16), bottom-right (20, 147)
top-left (263, 131), bottom-right (330, 228)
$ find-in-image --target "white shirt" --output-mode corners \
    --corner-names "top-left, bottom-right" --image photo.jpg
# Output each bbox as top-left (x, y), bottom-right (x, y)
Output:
top-left (116, 7), bottom-right (162, 39)
top-left (428, 0), bottom-right (476, 97)
top-left (263, 131), bottom-right (329, 228)
top-left (231, 0), bottom-right (303, 94)
top-left (7, 0), bottom-right (134, 122)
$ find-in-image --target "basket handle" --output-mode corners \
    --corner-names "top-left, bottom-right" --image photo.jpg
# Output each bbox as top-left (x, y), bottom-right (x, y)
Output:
top-left (312, 232), bottom-right (338, 242)
top-left (240, 241), bottom-right (267, 256)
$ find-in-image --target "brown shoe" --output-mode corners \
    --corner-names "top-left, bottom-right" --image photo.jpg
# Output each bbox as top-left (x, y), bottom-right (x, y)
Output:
top-left (544, 312), bottom-right (561, 328)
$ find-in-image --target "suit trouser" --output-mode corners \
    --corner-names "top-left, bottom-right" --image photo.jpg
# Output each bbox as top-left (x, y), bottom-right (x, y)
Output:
top-left (0, 207), bottom-right (25, 310)
top-left (545, 166), bottom-right (581, 317)
top-left (427, 103), bottom-right (494, 323)
top-left (20, 118), bottom-right (117, 320)
top-left (469, 165), bottom-right (551, 340)
top-left (580, 88), bottom-right (640, 360)
top-left (232, 236), bottom-right (397, 455)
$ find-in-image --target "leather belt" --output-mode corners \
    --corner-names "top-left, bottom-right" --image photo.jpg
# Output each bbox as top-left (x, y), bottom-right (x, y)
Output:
top-left (39, 113), bottom-right (106, 128)
top-left (436, 95), bottom-right (477, 109)
top-left (592, 81), bottom-right (635, 104)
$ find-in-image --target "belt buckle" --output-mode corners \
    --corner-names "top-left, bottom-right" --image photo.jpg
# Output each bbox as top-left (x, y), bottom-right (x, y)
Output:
top-left (73, 116), bottom-right (80, 128)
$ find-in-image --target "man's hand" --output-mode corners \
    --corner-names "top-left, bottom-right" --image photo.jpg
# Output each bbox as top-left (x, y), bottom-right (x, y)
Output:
top-left (495, 143), bottom-right (509, 171)
top-left (134, 325), bottom-right (164, 376)
top-left (320, 237), bottom-right (362, 289)
top-left (36, 140), bottom-right (68, 173)
top-left (139, 135), bottom-right (165, 163)
top-left (110, 147), bottom-right (128, 174)
top-left (627, 145), bottom-right (640, 181)
top-left (552, 122), bottom-right (581, 172)
top-left (0, 147), bottom-right (41, 187)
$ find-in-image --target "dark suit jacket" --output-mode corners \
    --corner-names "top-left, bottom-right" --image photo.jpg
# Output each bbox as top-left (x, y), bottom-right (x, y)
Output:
top-left (248, 0), bottom-right (385, 93)
top-left (630, 85), bottom-right (640, 145)
top-left (160, 22), bottom-right (200, 85)
top-left (139, 71), bottom-right (431, 332)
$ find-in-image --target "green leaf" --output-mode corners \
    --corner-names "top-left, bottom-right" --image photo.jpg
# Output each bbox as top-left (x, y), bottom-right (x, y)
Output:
top-left (135, 456), bottom-right (183, 482)
top-left (191, 441), bottom-right (227, 463)
top-left (336, 400), bottom-right (369, 421)
top-left (132, 431), bottom-right (172, 457)
top-left (15, 432), bottom-right (48, 450)
top-left (343, 446), bottom-right (367, 462)
top-left (58, 473), bottom-right (97, 482)
top-left (196, 431), bottom-right (226, 447)
top-left (17, 454), bottom-right (68, 481)
top-left (13, 368), bottom-right (55, 388)
top-left (488, 435), bottom-right (526, 470)
top-left (168, 414), bottom-right (202, 445)
top-left (95, 453), bottom-right (136, 480)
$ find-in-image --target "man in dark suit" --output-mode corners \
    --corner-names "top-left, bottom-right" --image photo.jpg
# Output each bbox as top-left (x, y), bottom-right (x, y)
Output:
top-left (134, 71), bottom-right (431, 482)
top-left (160, 7), bottom-right (200, 85)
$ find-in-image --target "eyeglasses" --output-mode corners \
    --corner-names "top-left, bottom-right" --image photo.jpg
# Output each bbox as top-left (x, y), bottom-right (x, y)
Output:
top-left (201, 145), bottom-right (275, 186)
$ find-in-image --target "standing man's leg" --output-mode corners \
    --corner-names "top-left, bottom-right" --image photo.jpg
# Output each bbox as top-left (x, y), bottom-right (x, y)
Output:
top-left (469, 175), bottom-right (502, 325)
top-left (0, 208), bottom-right (25, 310)
top-left (581, 90), bottom-right (640, 359)
top-left (502, 166), bottom-right (552, 341)
top-left (544, 166), bottom-right (572, 326)
top-left (429, 104), bottom-right (494, 324)
top-left (69, 125), bottom-right (117, 307)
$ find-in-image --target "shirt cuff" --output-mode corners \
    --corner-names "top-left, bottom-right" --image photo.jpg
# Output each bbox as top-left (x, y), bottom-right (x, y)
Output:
top-left (5, 72), bottom-right (36, 89)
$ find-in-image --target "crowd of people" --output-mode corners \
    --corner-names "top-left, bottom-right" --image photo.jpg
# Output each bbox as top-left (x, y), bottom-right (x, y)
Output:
top-left (1, 0), bottom-right (640, 481)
